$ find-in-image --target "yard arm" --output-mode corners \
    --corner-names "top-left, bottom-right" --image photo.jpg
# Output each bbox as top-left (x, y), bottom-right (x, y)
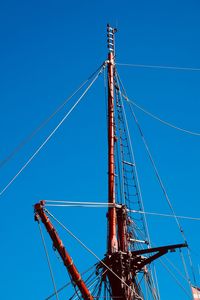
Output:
top-left (34, 200), bottom-right (94, 300)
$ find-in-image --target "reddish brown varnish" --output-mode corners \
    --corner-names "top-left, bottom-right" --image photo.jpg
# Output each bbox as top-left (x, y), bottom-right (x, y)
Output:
top-left (34, 201), bottom-right (93, 300)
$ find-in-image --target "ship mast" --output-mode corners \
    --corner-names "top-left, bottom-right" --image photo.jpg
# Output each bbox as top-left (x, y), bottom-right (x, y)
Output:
top-left (107, 24), bottom-right (118, 254)
top-left (106, 23), bottom-right (136, 299)
top-left (34, 25), bottom-right (188, 300)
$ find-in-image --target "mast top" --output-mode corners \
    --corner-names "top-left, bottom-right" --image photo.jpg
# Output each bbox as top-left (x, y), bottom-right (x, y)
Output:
top-left (107, 24), bottom-right (117, 56)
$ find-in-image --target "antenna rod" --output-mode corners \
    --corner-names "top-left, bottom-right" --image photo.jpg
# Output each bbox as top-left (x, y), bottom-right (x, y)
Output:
top-left (107, 24), bottom-right (118, 253)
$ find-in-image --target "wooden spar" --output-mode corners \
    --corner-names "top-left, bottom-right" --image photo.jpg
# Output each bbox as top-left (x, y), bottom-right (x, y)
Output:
top-left (34, 201), bottom-right (94, 300)
top-left (107, 24), bottom-right (118, 254)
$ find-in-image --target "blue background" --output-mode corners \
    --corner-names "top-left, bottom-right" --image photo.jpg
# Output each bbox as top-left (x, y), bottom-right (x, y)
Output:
top-left (0, 0), bottom-right (200, 299)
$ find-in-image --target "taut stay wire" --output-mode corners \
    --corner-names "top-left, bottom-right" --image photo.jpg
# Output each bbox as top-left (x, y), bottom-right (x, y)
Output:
top-left (0, 63), bottom-right (106, 197)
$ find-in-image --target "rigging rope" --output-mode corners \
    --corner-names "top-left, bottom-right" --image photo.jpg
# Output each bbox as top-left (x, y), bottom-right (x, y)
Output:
top-left (0, 64), bottom-right (105, 197)
top-left (119, 80), bottom-right (187, 243)
top-left (122, 91), bottom-right (198, 288)
top-left (123, 97), bottom-right (200, 137)
top-left (0, 64), bottom-right (104, 169)
top-left (115, 71), bottom-right (159, 299)
top-left (117, 63), bottom-right (200, 72)
top-left (37, 221), bottom-right (59, 300)
top-left (163, 256), bottom-right (188, 282)
top-left (44, 201), bottom-right (200, 222)
top-left (116, 71), bottom-right (151, 246)
top-left (45, 265), bottom-right (97, 300)
top-left (45, 201), bottom-right (116, 205)
top-left (179, 249), bottom-right (193, 298)
top-left (159, 258), bottom-right (192, 298)
top-left (128, 209), bottom-right (200, 222)
top-left (73, 270), bottom-right (107, 300)
top-left (153, 265), bottom-right (160, 300)
top-left (115, 73), bottom-right (152, 245)
top-left (116, 69), bottom-right (198, 295)
top-left (45, 208), bottom-right (143, 300)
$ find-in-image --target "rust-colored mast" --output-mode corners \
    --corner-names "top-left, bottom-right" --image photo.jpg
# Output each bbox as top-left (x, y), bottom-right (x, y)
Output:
top-left (107, 24), bottom-right (118, 254)
top-left (34, 201), bottom-right (94, 300)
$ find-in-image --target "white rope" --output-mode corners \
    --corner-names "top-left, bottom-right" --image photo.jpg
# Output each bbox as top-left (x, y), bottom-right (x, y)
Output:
top-left (159, 259), bottom-right (192, 298)
top-left (116, 70), bottom-right (197, 295)
top-left (73, 270), bottom-right (107, 300)
top-left (38, 221), bottom-right (59, 300)
top-left (45, 200), bottom-right (200, 220)
top-left (179, 249), bottom-right (193, 298)
top-left (45, 200), bottom-right (117, 208)
top-left (45, 209), bottom-right (143, 300)
top-left (124, 97), bottom-right (200, 137)
top-left (45, 201), bottom-right (115, 205)
top-left (163, 256), bottom-right (188, 282)
top-left (124, 91), bottom-right (198, 291)
top-left (45, 265), bottom-right (96, 300)
top-left (117, 63), bottom-right (200, 72)
top-left (0, 65), bottom-right (103, 169)
top-left (45, 201), bottom-right (200, 221)
top-left (0, 65), bottom-right (105, 197)
top-left (128, 209), bottom-right (200, 222)
top-left (46, 204), bottom-right (112, 208)
top-left (153, 265), bottom-right (160, 300)
top-left (126, 99), bottom-right (187, 242)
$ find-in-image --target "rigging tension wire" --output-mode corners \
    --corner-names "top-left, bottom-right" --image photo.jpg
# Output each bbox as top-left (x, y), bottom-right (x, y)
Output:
top-left (159, 258), bottom-right (192, 298)
top-left (0, 63), bottom-right (104, 169)
top-left (118, 76), bottom-right (187, 242)
top-left (179, 249), bottom-right (193, 298)
top-left (117, 70), bottom-right (189, 256)
top-left (0, 64), bottom-right (106, 197)
top-left (124, 97), bottom-right (200, 137)
top-left (117, 63), bottom-right (200, 72)
top-left (117, 69), bottom-right (197, 292)
top-left (45, 201), bottom-right (200, 221)
top-left (128, 209), bottom-right (200, 222)
top-left (46, 265), bottom-right (97, 300)
top-left (37, 221), bottom-right (59, 300)
top-left (115, 73), bottom-right (152, 245)
top-left (163, 256), bottom-right (188, 282)
top-left (73, 270), bottom-right (107, 300)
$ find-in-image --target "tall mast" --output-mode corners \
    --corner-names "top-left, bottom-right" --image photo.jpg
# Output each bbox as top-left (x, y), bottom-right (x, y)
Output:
top-left (107, 24), bottom-right (118, 254)
top-left (33, 25), bottom-right (188, 300)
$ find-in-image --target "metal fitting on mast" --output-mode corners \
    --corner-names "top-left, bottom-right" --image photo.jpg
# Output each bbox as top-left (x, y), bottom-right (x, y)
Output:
top-left (107, 24), bottom-right (117, 56)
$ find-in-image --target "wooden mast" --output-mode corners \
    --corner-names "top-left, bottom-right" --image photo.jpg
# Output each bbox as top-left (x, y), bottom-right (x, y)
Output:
top-left (107, 24), bottom-right (118, 254)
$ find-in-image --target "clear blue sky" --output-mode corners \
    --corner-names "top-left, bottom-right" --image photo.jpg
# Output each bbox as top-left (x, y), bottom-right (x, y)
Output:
top-left (0, 0), bottom-right (200, 299)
